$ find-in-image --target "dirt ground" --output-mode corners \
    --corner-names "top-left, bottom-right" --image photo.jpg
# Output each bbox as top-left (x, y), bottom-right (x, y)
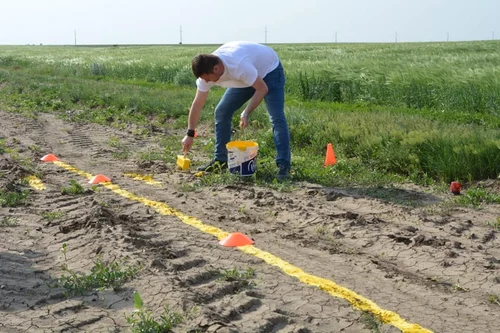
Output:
top-left (1, 109), bottom-right (499, 333)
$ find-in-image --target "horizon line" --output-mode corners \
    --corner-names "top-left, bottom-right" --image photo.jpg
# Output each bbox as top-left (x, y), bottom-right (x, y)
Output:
top-left (0, 39), bottom-right (498, 47)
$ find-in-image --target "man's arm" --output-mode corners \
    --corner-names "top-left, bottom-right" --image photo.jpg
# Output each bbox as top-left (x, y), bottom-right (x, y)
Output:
top-left (240, 77), bottom-right (268, 128)
top-left (188, 89), bottom-right (209, 130)
top-left (182, 89), bottom-right (209, 153)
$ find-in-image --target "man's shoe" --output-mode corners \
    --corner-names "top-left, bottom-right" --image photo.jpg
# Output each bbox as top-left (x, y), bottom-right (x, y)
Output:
top-left (276, 164), bottom-right (291, 180)
top-left (197, 159), bottom-right (228, 172)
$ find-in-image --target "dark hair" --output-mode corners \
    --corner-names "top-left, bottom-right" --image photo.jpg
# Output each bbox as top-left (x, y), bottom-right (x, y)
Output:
top-left (191, 54), bottom-right (220, 78)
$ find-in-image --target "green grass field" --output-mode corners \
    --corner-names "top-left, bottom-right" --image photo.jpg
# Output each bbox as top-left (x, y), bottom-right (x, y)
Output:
top-left (1, 41), bottom-right (500, 189)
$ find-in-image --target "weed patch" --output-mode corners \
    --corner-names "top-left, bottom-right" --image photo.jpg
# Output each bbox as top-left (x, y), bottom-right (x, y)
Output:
top-left (489, 294), bottom-right (500, 306)
top-left (454, 187), bottom-right (500, 208)
top-left (60, 179), bottom-right (85, 195)
top-left (211, 267), bottom-right (257, 289)
top-left (0, 216), bottom-right (19, 227)
top-left (41, 210), bottom-right (65, 222)
top-left (126, 292), bottom-right (184, 333)
top-left (52, 246), bottom-right (140, 296)
top-left (0, 189), bottom-right (30, 207)
top-left (360, 311), bottom-right (384, 333)
top-left (486, 217), bottom-right (500, 231)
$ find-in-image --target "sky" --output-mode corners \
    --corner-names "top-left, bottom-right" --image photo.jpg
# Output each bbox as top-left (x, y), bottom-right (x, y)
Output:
top-left (0, 0), bottom-right (498, 45)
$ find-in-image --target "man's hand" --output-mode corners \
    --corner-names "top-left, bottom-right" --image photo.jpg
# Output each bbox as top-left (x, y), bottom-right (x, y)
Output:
top-left (240, 111), bottom-right (249, 129)
top-left (182, 135), bottom-right (194, 154)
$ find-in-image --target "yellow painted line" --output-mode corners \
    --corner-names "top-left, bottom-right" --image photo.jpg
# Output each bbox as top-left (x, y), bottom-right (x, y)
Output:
top-left (123, 173), bottom-right (162, 186)
top-left (25, 175), bottom-right (46, 190)
top-left (239, 246), bottom-right (430, 332)
top-left (50, 160), bottom-right (432, 333)
top-left (54, 161), bottom-right (93, 179)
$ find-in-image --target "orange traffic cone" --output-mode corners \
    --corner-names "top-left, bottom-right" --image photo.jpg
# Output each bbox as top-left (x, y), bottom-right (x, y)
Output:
top-left (324, 143), bottom-right (336, 167)
top-left (40, 154), bottom-right (59, 162)
top-left (89, 174), bottom-right (111, 184)
top-left (219, 232), bottom-right (254, 247)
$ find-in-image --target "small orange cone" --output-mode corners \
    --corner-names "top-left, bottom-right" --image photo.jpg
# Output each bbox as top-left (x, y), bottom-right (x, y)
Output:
top-left (89, 174), bottom-right (111, 184)
top-left (40, 154), bottom-right (59, 162)
top-left (324, 143), bottom-right (336, 167)
top-left (219, 232), bottom-right (254, 247)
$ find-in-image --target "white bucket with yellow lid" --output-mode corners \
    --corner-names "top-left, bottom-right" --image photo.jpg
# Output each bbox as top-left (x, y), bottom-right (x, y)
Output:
top-left (226, 141), bottom-right (258, 176)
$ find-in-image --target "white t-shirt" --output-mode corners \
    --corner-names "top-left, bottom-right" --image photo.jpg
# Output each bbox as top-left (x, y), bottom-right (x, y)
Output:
top-left (196, 41), bottom-right (280, 92)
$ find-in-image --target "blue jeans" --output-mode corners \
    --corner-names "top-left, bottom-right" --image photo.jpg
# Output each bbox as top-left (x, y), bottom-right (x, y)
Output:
top-left (213, 62), bottom-right (291, 167)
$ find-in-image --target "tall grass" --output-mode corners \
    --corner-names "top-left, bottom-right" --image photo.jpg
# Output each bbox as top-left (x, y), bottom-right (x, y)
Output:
top-left (0, 45), bottom-right (200, 87)
top-left (281, 42), bottom-right (500, 115)
top-left (246, 106), bottom-right (500, 184)
top-left (0, 69), bottom-right (214, 124)
top-left (1, 41), bottom-right (500, 186)
top-left (2, 42), bottom-right (500, 115)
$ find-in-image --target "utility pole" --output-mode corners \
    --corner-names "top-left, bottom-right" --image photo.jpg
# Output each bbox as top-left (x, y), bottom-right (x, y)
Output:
top-left (179, 25), bottom-right (183, 44)
top-left (447, 32), bottom-right (449, 42)
top-left (74, 29), bottom-right (76, 46)
top-left (493, 31), bottom-right (495, 40)
top-left (335, 31), bottom-right (337, 43)
top-left (395, 31), bottom-right (397, 43)
top-left (265, 26), bottom-right (268, 44)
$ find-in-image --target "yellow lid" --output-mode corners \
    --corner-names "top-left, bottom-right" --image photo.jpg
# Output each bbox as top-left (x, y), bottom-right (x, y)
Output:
top-left (226, 141), bottom-right (259, 151)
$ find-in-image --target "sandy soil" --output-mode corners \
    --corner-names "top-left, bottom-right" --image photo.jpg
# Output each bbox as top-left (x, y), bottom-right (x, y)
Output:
top-left (0, 109), bottom-right (499, 333)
